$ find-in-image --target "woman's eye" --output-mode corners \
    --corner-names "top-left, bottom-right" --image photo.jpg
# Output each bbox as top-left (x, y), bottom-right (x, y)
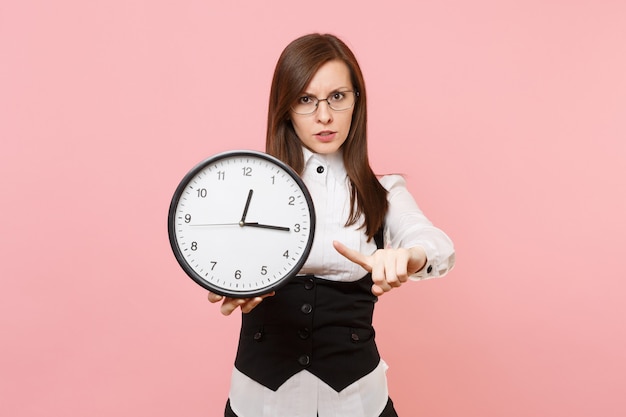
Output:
top-left (330, 92), bottom-right (345, 102)
top-left (299, 96), bottom-right (313, 104)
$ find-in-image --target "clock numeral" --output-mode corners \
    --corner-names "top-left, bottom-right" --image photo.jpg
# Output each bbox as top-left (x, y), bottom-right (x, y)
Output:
top-left (270, 175), bottom-right (275, 184)
top-left (191, 242), bottom-right (198, 251)
top-left (261, 266), bottom-right (268, 275)
top-left (294, 223), bottom-right (300, 232)
top-left (197, 188), bottom-right (207, 198)
top-left (235, 270), bottom-right (242, 280)
top-left (288, 196), bottom-right (295, 205)
top-left (242, 167), bottom-right (252, 176)
top-left (283, 250), bottom-right (289, 259)
top-left (210, 261), bottom-right (217, 270)
top-left (217, 171), bottom-right (225, 180)
top-left (184, 214), bottom-right (192, 223)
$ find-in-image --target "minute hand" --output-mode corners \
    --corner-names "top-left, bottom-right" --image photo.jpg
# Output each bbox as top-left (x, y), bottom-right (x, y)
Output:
top-left (242, 222), bottom-right (290, 232)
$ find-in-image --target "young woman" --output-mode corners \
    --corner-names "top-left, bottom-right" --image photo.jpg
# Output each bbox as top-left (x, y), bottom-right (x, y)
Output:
top-left (208, 33), bottom-right (455, 417)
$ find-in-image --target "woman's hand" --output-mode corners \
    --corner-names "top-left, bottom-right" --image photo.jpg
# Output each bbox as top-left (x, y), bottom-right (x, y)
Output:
top-left (333, 240), bottom-right (427, 296)
top-left (207, 292), bottom-right (275, 315)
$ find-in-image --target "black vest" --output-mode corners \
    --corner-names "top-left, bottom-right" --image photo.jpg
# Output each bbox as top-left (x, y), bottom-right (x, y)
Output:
top-left (234, 230), bottom-right (384, 392)
top-left (234, 274), bottom-right (380, 392)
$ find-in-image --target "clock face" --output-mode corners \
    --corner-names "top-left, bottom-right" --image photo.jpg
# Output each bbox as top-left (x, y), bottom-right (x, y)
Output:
top-left (168, 150), bottom-right (315, 297)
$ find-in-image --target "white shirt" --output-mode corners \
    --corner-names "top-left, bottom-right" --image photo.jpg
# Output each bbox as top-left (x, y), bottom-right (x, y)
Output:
top-left (228, 148), bottom-right (455, 417)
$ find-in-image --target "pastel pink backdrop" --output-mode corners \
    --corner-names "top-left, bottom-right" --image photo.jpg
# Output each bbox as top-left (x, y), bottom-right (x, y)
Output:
top-left (1, 1), bottom-right (625, 416)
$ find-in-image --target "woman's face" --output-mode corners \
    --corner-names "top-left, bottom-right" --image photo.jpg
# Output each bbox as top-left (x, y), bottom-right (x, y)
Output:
top-left (290, 60), bottom-right (354, 155)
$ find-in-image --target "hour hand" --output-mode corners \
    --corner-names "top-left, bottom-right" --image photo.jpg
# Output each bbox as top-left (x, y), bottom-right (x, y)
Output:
top-left (242, 222), bottom-right (290, 232)
top-left (239, 189), bottom-right (254, 226)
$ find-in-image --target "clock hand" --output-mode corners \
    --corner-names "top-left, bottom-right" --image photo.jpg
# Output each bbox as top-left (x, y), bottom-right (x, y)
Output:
top-left (242, 222), bottom-right (290, 232)
top-left (239, 189), bottom-right (254, 226)
top-left (190, 222), bottom-right (240, 227)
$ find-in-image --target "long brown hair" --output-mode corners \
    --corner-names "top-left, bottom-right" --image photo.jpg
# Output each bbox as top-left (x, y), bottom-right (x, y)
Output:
top-left (266, 33), bottom-right (388, 241)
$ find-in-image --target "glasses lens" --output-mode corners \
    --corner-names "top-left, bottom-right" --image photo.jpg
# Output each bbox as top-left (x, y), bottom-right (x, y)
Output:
top-left (328, 91), bottom-right (356, 111)
top-left (292, 96), bottom-right (318, 115)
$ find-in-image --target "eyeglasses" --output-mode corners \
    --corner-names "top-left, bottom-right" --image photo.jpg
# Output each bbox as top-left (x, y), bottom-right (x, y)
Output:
top-left (291, 91), bottom-right (359, 115)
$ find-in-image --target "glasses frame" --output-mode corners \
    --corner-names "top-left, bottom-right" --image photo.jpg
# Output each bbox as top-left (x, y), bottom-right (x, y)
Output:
top-left (291, 91), bottom-right (359, 115)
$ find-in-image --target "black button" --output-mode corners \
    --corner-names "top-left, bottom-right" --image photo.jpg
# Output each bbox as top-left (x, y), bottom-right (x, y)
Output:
top-left (351, 333), bottom-right (360, 342)
top-left (427, 265), bottom-right (433, 274)
top-left (253, 332), bottom-right (263, 341)
top-left (301, 304), bottom-right (312, 314)
top-left (304, 278), bottom-right (314, 290)
top-left (298, 328), bottom-right (310, 339)
top-left (316, 166), bottom-right (324, 173)
top-left (298, 355), bottom-right (310, 366)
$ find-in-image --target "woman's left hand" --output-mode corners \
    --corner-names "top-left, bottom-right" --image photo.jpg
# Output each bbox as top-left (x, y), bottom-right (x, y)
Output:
top-left (333, 240), bottom-right (427, 296)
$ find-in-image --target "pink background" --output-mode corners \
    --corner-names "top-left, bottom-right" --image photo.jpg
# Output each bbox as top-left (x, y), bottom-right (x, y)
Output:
top-left (2, 1), bottom-right (625, 416)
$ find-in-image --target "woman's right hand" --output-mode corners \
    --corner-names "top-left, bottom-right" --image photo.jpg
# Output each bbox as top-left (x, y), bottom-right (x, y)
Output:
top-left (207, 291), bottom-right (275, 315)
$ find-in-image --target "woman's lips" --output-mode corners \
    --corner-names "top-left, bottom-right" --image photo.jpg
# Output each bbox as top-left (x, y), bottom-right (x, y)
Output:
top-left (314, 131), bottom-right (336, 142)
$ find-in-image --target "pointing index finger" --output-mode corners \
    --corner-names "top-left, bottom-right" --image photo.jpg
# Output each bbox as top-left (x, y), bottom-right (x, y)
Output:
top-left (333, 240), bottom-right (372, 272)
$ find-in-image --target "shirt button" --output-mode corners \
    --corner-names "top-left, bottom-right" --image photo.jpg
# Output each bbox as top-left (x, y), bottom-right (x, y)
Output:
top-left (298, 355), bottom-right (310, 366)
top-left (304, 278), bottom-right (314, 290)
top-left (351, 332), bottom-right (360, 342)
top-left (298, 328), bottom-right (310, 339)
top-left (253, 332), bottom-right (263, 341)
top-left (301, 304), bottom-right (312, 314)
top-left (316, 166), bottom-right (324, 174)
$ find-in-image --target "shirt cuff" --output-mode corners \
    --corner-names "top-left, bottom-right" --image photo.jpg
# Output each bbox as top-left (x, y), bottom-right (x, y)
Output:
top-left (409, 245), bottom-right (455, 281)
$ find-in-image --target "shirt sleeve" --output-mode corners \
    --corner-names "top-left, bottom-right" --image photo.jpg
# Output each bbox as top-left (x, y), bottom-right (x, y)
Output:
top-left (379, 175), bottom-right (456, 280)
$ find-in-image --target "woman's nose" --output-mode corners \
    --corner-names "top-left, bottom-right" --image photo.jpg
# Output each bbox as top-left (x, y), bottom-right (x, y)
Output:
top-left (316, 100), bottom-right (333, 124)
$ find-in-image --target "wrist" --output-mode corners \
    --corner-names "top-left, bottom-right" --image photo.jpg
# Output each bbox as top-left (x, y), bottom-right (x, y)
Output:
top-left (409, 246), bottom-right (428, 274)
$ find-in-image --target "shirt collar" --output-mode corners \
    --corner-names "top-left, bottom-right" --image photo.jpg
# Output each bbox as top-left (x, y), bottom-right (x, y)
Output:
top-left (302, 147), bottom-right (347, 182)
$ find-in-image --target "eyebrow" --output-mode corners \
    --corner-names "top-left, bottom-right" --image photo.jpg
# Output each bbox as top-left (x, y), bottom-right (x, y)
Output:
top-left (301, 87), bottom-right (352, 96)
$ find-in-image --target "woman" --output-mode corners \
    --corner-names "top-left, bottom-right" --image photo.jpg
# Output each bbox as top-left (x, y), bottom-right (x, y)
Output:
top-left (208, 33), bottom-right (455, 417)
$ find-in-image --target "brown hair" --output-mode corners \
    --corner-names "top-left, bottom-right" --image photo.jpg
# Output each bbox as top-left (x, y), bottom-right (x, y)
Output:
top-left (266, 33), bottom-right (388, 241)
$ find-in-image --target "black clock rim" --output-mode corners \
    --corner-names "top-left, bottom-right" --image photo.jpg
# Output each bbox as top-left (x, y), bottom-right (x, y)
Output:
top-left (167, 149), bottom-right (316, 298)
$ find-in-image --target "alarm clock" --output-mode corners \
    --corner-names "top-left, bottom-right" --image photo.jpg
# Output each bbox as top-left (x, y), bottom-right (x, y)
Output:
top-left (168, 150), bottom-right (316, 297)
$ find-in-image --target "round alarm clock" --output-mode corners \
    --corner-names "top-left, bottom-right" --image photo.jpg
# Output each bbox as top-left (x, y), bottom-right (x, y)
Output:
top-left (168, 150), bottom-right (316, 298)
